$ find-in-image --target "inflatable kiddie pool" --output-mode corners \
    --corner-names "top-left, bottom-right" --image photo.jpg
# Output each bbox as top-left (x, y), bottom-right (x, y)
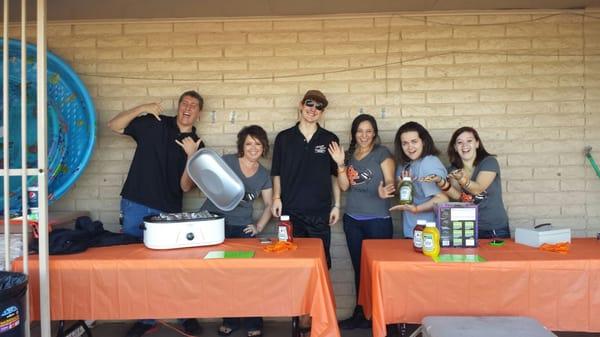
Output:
top-left (0, 39), bottom-right (95, 212)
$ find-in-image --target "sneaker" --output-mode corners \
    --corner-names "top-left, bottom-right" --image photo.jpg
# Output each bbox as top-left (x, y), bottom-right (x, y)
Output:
top-left (181, 318), bottom-right (202, 335)
top-left (125, 322), bottom-right (157, 337)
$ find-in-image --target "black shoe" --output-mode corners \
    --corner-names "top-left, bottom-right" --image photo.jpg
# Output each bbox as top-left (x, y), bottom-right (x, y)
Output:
top-left (125, 322), bottom-right (157, 337)
top-left (339, 316), bottom-right (356, 330)
top-left (182, 318), bottom-right (202, 335)
top-left (339, 306), bottom-right (360, 330)
top-left (354, 315), bottom-right (372, 329)
top-left (339, 305), bottom-right (371, 330)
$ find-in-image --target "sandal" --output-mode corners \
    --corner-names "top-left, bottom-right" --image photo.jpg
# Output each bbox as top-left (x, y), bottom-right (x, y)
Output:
top-left (218, 325), bottom-right (239, 336)
top-left (247, 329), bottom-right (262, 337)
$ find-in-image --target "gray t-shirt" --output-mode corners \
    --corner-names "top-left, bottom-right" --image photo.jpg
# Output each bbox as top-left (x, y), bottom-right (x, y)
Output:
top-left (450, 156), bottom-right (508, 232)
top-left (345, 145), bottom-right (393, 218)
top-left (201, 154), bottom-right (272, 226)
top-left (396, 155), bottom-right (447, 238)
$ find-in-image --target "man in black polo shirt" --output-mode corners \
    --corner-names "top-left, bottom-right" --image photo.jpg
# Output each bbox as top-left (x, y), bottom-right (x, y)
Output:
top-left (271, 89), bottom-right (341, 269)
top-left (107, 90), bottom-right (204, 337)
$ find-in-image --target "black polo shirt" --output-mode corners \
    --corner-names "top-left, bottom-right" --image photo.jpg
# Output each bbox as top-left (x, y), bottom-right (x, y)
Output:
top-left (121, 115), bottom-right (203, 213)
top-left (271, 123), bottom-right (339, 216)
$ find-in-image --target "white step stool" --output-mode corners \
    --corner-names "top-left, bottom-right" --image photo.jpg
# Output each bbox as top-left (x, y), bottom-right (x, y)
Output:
top-left (419, 316), bottom-right (556, 337)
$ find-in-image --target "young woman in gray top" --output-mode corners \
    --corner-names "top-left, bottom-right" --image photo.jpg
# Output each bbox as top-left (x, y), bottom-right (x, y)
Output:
top-left (423, 126), bottom-right (509, 239)
top-left (328, 114), bottom-right (395, 330)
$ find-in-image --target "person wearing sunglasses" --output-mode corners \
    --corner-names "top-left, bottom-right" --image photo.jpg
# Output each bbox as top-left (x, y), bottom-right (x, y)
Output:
top-left (422, 126), bottom-right (509, 239)
top-left (271, 90), bottom-right (341, 337)
top-left (385, 121), bottom-right (448, 238)
top-left (328, 114), bottom-right (395, 330)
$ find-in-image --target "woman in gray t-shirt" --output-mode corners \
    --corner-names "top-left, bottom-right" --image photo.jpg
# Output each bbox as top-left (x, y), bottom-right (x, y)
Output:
top-left (200, 125), bottom-right (272, 337)
top-left (328, 114), bottom-right (395, 330)
top-left (423, 126), bottom-right (509, 239)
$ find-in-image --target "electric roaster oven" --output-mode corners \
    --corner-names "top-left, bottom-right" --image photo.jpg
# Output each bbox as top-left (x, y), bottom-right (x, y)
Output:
top-left (142, 148), bottom-right (245, 250)
top-left (143, 211), bottom-right (225, 250)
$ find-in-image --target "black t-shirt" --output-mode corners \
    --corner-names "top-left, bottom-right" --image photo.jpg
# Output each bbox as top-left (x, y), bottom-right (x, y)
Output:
top-left (121, 115), bottom-right (203, 212)
top-left (271, 123), bottom-right (339, 216)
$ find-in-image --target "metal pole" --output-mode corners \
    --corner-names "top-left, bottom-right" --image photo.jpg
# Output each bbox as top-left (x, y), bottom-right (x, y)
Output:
top-left (3, 0), bottom-right (11, 272)
top-left (36, 0), bottom-right (50, 336)
top-left (21, 1), bottom-right (31, 336)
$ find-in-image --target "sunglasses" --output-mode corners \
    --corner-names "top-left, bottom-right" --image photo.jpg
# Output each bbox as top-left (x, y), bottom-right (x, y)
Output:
top-left (304, 99), bottom-right (325, 111)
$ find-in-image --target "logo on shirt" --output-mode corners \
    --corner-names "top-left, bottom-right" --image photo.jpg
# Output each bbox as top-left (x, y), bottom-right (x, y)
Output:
top-left (347, 166), bottom-right (373, 185)
top-left (243, 192), bottom-right (257, 202)
top-left (460, 190), bottom-right (488, 205)
top-left (314, 144), bottom-right (327, 154)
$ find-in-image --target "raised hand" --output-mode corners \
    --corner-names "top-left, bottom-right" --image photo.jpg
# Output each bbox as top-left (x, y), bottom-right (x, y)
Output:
top-left (448, 169), bottom-right (465, 180)
top-left (378, 181), bottom-right (396, 199)
top-left (140, 102), bottom-right (163, 121)
top-left (175, 137), bottom-right (203, 156)
top-left (327, 141), bottom-right (345, 167)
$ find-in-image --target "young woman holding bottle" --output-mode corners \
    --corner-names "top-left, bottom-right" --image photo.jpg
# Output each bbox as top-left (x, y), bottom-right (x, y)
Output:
top-left (422, 126), bottom-right (509, 239)
top-left (328, 114), bottom-right (395, 330)
top-left (386, 121), bottom-right (448, 238)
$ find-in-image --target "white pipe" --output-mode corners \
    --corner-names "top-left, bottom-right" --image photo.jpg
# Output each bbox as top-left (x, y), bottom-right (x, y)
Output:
top-left (3, 0), bottom-right (11, 272)
top-left (21, 1), bottom-right (31, 337)
top-left (21, 0), bottom-right (29, 276)
top-left (36, 0), bottom-right (50, 336)
top-left (0, 168), bottom-right (38, 175)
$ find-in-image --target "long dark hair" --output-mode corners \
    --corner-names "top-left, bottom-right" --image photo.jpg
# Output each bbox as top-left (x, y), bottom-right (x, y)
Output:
top-left (393, 121), bottom-right (439, 166)
top-left (237, 125), bottom-right (269, 158)
top-left (447, 126), bottom-right (494, 169)
top-left (345, 114), bottom-right (380, 165)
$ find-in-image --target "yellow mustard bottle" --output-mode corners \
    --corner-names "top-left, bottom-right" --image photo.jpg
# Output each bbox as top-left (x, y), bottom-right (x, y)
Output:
top-left (422, 221), bottom-right (440, 258)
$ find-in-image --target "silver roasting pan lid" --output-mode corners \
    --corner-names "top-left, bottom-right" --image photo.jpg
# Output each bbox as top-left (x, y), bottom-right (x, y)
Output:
top-left (186, 148), bottom-right (245, 211)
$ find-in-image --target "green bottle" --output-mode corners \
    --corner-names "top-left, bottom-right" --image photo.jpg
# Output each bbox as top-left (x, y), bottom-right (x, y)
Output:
top-left (399, 176), bottom-right (414, 205)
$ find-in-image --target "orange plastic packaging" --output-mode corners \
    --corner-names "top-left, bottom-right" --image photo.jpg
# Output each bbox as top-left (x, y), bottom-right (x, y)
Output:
top-left (539, 242), bottom-right (570, 254)
top-left (263, 241), bottom-right (298, 253)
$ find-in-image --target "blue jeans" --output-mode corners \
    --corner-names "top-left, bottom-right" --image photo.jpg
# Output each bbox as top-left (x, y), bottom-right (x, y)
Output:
top-left (120, 198), bottom-right (187, 327)
top-left (343, 214), bottom-right (393, 296)
top-left (223, 224), bottom-right (263, 331)
top-left (120, 198), bottom-right (162, 239)
top-left (478, 227), bottom-right (510, 239)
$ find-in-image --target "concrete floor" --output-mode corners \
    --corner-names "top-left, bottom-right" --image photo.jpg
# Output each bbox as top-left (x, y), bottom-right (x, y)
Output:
top-left (31, 320), bottom-right (600, 337)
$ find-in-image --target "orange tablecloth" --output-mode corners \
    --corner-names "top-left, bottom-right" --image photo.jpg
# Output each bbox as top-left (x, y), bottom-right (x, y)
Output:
top-left (13, 238), bottom-right (340, 337)
top-left (358, 239), bottom-right (600, 337)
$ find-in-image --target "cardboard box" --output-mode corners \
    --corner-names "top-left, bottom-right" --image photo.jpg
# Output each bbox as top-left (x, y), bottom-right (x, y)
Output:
top-left (515, 227), bottom-right (571, 248)
top-left (435, 202), bottom-right (478, 248)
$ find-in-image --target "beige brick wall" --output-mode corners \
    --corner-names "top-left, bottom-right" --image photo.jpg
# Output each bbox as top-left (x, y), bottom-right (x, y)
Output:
top-left (12, 9), bottom-right (600, 317)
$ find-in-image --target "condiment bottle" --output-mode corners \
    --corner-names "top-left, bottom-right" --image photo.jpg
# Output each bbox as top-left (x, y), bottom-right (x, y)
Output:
top-left (398, 176), bottom-right (414, 205)
top-left (422, 222), bottom-right (440, 258)
top-left (413, 219), bottom-right (427, 252)
top-left (277, 215), bottom-right (293, 242)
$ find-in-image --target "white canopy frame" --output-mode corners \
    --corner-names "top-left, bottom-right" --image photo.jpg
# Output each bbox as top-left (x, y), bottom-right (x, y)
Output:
top-left (1, 0), bottom-right (50, 337)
